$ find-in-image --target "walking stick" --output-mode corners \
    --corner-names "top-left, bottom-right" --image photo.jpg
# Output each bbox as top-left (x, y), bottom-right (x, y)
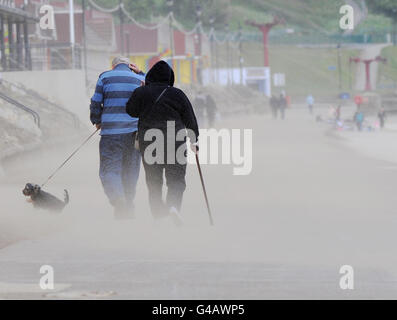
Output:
top-left (195, 153), bottom-right (214, 226)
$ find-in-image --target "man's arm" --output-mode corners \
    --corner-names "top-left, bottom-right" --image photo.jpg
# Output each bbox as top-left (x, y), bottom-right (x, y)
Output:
top-left (90, 77), bottom-right (104, 127)
top-left (129, 63), bottom-right (145, 77)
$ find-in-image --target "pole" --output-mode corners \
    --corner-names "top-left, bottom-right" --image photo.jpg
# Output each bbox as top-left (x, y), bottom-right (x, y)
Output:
top-left (230, 33), bottom-right (234, 85)
top-left (125, 32), bottom-right (130, 57)
top-left (0, 15), bottom-right (6, 71)
top-left (16, 22), bottom-right (22, 69)
top-left (82, 0), bottom-right (89, 87)
top-left (8, 19), bottom-right (14, 70)
top-left (23, 20), bottom-right (31, 70)
top-left (169, 13), bottom-right (173, 66)
top-left (348, 57), bottom-right (352, 90)
top-left (215, 37), bottom-right (218, 84)
top-left (210, 27), bottom-right (215, 83)
top-left (262, 27), bottom-right (269, 67)
top-left (246, 18), bottom-right (282, 68)
top-left (226, 24), bottom-right (230, 86)
top-left (119, 0), bottom-right (124, 55)
top-left (69, 0), bottom-right (75, 69)
top-left (337, 43), bottom-right (342, 91)
top-left (197, 23), bottom-right (202, 85)
top-left (195, 154), bottom-right (214, 226)
top-left (364, 60), bottom-right (371, 91)
top-left (239, 24), bottom-right (243, 85)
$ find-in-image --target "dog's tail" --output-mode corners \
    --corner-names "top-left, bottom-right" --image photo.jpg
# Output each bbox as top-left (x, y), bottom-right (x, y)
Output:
top-left (63, 189), bottom-right (69, 205)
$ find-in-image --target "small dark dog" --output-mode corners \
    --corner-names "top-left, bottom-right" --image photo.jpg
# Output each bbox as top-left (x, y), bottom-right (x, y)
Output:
top-left (22, 183), bottom-right (69, 213)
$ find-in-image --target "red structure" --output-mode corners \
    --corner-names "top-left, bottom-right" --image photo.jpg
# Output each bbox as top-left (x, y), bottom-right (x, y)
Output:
top-left (350, 56), bottom-right (387, 91)
top-left (245, 16), bottom-right (284, 67)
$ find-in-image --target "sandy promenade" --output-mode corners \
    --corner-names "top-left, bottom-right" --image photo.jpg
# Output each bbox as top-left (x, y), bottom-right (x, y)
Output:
top-left (1, 108), bottom-right (397, 299)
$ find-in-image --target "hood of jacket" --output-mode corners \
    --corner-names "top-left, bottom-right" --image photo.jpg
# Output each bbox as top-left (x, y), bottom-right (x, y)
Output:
top-left (145, 61), bottom-right (175, 86)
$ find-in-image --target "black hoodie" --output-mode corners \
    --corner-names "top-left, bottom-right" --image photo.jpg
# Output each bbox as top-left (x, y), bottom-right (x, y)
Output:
top-left (126, 61), bottom-right (199, 143)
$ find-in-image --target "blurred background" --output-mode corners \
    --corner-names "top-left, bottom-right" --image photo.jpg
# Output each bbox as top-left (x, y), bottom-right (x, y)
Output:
top-left (1, 0), bottom-right (397, 150)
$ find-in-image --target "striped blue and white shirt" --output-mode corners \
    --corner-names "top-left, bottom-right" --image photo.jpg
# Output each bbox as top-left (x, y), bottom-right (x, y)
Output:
top-left (90, 63), bottom-right (145, 136)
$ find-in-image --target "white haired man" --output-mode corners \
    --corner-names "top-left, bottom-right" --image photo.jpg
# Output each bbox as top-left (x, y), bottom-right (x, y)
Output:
top-left (90, 57), bottom-right (145, 219)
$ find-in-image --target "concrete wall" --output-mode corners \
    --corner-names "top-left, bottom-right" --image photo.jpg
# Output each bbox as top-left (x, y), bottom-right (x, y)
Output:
top-left (2, 70), bottom-right (90, 125)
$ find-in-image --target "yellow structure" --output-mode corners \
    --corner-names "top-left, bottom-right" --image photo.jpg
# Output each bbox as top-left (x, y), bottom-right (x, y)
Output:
top-left (110, 52), bottom-right (200, 85)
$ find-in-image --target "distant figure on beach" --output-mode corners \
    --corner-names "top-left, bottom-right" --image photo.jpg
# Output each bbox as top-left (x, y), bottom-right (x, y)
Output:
top-left (279, 92), bottom-right (287, 120)
top-left (378, 107), bottom-right (386, 129)
top-left (205, 93), bottom-right (218, 128)
top-left (354, 107), bottom-right (364, 131)
top-left (193, 91), bottom-right (206, 124)
top-left (306, 94), bottom-right (314, 114)
top-left (336, 105), bottom-right (341, 121)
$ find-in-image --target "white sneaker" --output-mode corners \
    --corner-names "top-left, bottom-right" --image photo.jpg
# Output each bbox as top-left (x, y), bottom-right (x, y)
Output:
top-left (169, 207), bottom-right (183, 227)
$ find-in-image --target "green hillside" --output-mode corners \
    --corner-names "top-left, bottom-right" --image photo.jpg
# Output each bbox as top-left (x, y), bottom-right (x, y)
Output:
top-left (230, 0), bottom-right (391, 34)
top-left (80, 0), bottom-right (393, 34)
top-left (214, 41), bottom-right (359, 97)
top-left (79, 0), bottom-right (395, 97)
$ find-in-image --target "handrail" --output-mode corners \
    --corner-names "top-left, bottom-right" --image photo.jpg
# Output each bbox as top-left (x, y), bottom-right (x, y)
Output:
top-left (0, 91), bottom-right (40, 127)
top-left (2, 79), bottom-right (80, 128)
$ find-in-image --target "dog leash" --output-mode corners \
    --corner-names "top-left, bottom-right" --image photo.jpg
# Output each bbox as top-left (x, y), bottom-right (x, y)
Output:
top-left (41, 128), bottom-right (100, 188)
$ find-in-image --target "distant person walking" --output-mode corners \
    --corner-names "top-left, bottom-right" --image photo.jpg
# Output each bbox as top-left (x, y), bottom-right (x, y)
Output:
top-left (126, 61), bottom-right (199, 225)
top-left (378, 107), bottom-right (386, 129)
top-left (354, 107), bottom-right (365, 131)
top-left (205, 93), bottom-right (218, 128)
top-left (306, 94), bottom-right (314, 114)
top-left (336, 105), bottom-right (342, 121)
top-left (193, 91), bottom-right (206, 125)
top-left (90, 57), bottom-right (145, 219)
top-left (279, 92), bottom-right (287, 120)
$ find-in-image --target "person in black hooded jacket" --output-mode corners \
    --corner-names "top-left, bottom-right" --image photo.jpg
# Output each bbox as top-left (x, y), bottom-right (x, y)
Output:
top-left (126, 61), bottom-right (199, 224)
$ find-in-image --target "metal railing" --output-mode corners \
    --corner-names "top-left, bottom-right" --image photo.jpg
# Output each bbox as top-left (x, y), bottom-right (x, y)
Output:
top-left (2, 79), bottom-right (80, 128)
top-left (0, 90), bottom-right (40, 127)
top-left (30, 43), bottom-right (82, 71)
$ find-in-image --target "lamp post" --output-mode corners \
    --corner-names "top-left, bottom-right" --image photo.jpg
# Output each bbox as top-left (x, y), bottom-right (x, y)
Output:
top-left (238, 23), bottom-right (243, 85)
top-left (209, 16), bottom-right (215, 84)
top-left (167, 0), bottom-right (174, 65)
top-left (119, 0), bottom-right (124, 55)
top-left (69, 0), bottom-right (75, 69)
top-left (125, 31), bottom-right (130, 57)
top-left (196, 3), bottom-right (202, 85)
top-left (82, 0), bottom-right (88, 87)
top-left (337, 43), bottom-right (342, 91)
top-left (225, 23), bottom-right (230, 86)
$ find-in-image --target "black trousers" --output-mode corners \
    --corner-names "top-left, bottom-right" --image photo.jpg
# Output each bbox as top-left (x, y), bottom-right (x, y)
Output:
top-left (142, 161), bottom-right (186, 218)
top-left (140, 133), bottom-right (187, 219)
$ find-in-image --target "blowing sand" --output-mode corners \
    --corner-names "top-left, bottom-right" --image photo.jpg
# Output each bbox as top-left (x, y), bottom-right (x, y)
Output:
top-left (1, 108), bottom-right (397, 299)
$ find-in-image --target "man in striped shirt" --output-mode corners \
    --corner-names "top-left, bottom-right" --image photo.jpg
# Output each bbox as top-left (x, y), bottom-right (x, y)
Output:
top-left (90, 57), bottom-right (145, 219)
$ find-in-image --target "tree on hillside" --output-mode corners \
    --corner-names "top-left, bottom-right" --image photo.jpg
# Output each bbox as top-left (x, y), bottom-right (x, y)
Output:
top-left (367, 0), bottom-right (397, 18)
top-left (84, 0), bottom-right (230, 29)
top-left (367, 0), bottom-right (397, 44)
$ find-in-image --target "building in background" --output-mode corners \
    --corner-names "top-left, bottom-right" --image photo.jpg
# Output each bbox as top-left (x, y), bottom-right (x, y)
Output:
top-left (3, 0), bottom-right (268, 95)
